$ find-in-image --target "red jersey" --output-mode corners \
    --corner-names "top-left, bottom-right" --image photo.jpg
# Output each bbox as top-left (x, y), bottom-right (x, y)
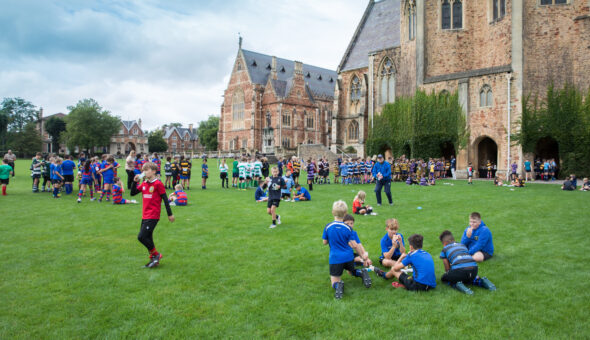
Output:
top-left (137, 179), bottom-right (167, 219)
top-left (352, 199), bottom-right (363, 214)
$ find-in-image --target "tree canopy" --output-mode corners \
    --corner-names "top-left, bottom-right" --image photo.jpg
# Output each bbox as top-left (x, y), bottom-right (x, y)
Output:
top-left (45, 116), bottom-right (67, 153)
top-left (11, 122), bottom-right (42, 157)
top-left (197, 115), bottom-right (219, 151)
top-left (0, 97), bottom-right (39, 133)
top-left (61, 99), bottom-right (121, 154)
top-left (366, 90), bottom-right (468, 159)
top-left (148, 129), bottom-right (168, 153)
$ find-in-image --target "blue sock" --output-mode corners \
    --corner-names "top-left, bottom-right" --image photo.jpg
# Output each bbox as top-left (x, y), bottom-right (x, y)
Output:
top-left (473, 277), bottom-right (481, 286)
top-left (354, 269), bottom-right (363, 277)
top-left (332, 282), bottom-right (338, 289)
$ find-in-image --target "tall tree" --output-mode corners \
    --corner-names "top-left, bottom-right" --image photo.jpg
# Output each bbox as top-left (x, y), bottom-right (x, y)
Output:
top-left (61, 99), bottom-right (121, 154)
top-left (10, 122), bottom-right (42, 157)
top-left (148, 129), bottom-right (168, 153)
top-left (0, 110), bottom-right (9, 150)
top-left (0, 97), bottom-right (39, 133)
top-left (197, 115), bottom-right (219, 151)
top-left (45, 116), bottom-right (67, 153)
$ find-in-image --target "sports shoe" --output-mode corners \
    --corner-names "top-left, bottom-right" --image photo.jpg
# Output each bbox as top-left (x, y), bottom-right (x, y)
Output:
top-left (334, 281), bottom-right (344, 299)
top-left (147, 253), bottom-right (162, 268)
top-left (373, 267), bottom-right (386, 279)
top-left (370, 212), bottom-right (378, 216)
top-left (129, 200), bottom-right (137, 204)
top-left (454, 282), bottom-right (474, 295)
top-left (480, 277), bottom-right (497, 291)
top-left (392, 282), bottom-right (405, 289)
top-left (169, 202), bottom-right (176, 206)
top-left (269, 224), bottom-right (276, 229)
top-left (90, 197), bottom-right (96, 201)
top-left (361, 268), bottom-right (372, 288)
top-left (277, 215), bottom-right (282, 225)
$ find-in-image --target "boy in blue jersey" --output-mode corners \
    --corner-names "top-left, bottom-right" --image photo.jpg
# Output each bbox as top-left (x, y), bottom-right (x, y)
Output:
top-left (461, 212), bottom-right (494, 262)
top-left (322, 200), bottom-right (370, 299)
top-left (339, 161), bottom-right (349, 185)
top-left (293, 184), bottom-right (311, 201)
top-left (439, 230), bottom-right (496, 294)
top-left (389, 234), bottom-right (436, 291)
top-left (374, 219), bottom-right (406, 280)
top-left (343, 214), bottom-right (372, 287)
top-left (281, 169), bottom-right (295, 201)
top-left (61, 155), bottom-right (76, 195)
top-left (51, 157), bottom-right (64, 198)
top-left (201, 158), bottom-right (208, 189)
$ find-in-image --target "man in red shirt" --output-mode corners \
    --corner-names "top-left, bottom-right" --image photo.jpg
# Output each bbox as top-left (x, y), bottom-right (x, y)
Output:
top-left (131, 162), bottom-right (175, 268)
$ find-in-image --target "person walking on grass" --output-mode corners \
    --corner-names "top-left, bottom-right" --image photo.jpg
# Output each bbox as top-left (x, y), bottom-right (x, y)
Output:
top-left (0, 159), bottom-right (14, 195)
top-left (130, 162), bottom-right (174, 268)
top-left (371, 154), bottom-right (393, 206)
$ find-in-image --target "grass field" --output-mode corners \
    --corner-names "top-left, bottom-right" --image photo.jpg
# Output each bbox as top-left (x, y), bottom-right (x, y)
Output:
top-left (1, 159), bottom-right (589, 339)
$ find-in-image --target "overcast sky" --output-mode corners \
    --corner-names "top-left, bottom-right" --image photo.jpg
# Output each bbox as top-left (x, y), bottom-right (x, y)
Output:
top-left (0, 0), bottom-right (367, 131)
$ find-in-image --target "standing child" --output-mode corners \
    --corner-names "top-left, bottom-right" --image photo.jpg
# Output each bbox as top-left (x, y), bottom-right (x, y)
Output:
top-left (238, 157), bottom-right (247, 190)
top-left (266, 166), bottom-right (286, 229)
top-left (467, 162), bottom-right (474, 184)
top-left (61, 155), bottom-right (77, 195)
top-left (151, 153), bottom-right (161, 178)
top-left (201, 158), bottom-right (208, 189)
top-left (164, 157), bottom-right (173, 189)
top-left (41, 156), bottom-right (52, 192)
top-left (168, 184), bottom-right (188, 206)
top-left (0, 159), bottom-right (14, 195)
top-left (31, 153), bottom-right (43, 192)
top-left (112, 177), bottom-right (137, 204)
top-left (219, 159), bottom-right (229, 188)
top-left (322, 200), bottom-right (370, 299)
top-left (343, 214), bottom-right (372, 287)
top-left (98, 156), bottom-right (116, 202)
top-left (51, 157), bottom-right (64, 198)
top-left (306, 159), bottom-right (316, 191)
top-left (130, 162), bottom-right (175, 268)
top-left (179, 156), bottom-right (190, 190)
top-left (232, 158), bottom-right (239, 188)
top-left (77, 160), bottom-right (96, 203)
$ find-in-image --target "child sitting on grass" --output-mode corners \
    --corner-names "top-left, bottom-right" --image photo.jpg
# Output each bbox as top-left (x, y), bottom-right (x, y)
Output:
top-left (374, 218), bottom-right (405, 280)
top-left (112, 177), bottom-right (137, 204)
top-left (352, 190), bottom-right (375, 215)
top-left (580, 178), bottom-right (589, 191)
top-left (493, 177), bottom-right (503, 186)
top-left (255, 181), bottom-right (268, 202)
top-left (511, 175), bottom-right (525, 187)
top-left (439, 230), bottom-right (496, 295)
top-left (168, 184), bottom-right (188, 206)
top-left (343, 214), bottom-right (372, 288)
top-left (322, 200), bottom-right (370, 299)
top-left (293, 184), bottom-right (311, 201)
top-left (386, 234), bottom-right (436, 291)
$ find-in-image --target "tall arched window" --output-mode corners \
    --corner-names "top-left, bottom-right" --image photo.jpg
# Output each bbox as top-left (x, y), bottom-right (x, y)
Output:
top-left (442, 0), bottom-right (462, 30)
top-left (480, 85), bottom-right (493, 107)
top-left (232, 90), bottom-right (245, 130)
top-left (350, 76), bottom-right (361, 101)
top-left (348, 121), bottom-right (359, 141)
top-left (492, 0), bottom-right (506, 21)
top-left (408, 2), bottom-right (416, 40)
top-left (379, 58), bottom-right (395, 105)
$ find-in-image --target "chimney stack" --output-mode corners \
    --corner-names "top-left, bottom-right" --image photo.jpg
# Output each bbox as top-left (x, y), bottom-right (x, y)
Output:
top-left (294, 61), bottom-right (303, 75)
top-left (189, 123), bottom-right (193, 131)
top-left (271, 56), bottom-right (277, 80)
top-left (138, 118), bottom-right (142, 128)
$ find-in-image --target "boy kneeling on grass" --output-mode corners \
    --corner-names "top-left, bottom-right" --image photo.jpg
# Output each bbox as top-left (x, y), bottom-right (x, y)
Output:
top-left (112, 177), bottom-right (137, 204)
top-left (322, 200), bottom-right (371, 299)
top-left (439, 230), bottom-right (496, 295)
top-left (381, 234), bottom-right (436, 291)
top-left (168, 184), bottom-right (188, 206)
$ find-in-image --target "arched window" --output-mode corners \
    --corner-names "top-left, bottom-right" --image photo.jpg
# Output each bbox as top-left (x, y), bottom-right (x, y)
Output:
top-left (266, 111), bottom-right (272, 127)
top-left (408, 2), bottom-right (416, 40)
top-left (379, 58), bottom-right (395, 105)
top-left (282, 110), bottom-right (291, 127)
top-left (232, 90), bottom-right (245, 130)
top-left (480, 85), bottom-right (493, 107)
top-left (347, 121), bottom-right (359, 141)
top-left (442, 0), bottom-right (462, 30)
top-left (350, 76), bottom-right (361, 102)
top-left (492, 0), bottom-right (506, 21)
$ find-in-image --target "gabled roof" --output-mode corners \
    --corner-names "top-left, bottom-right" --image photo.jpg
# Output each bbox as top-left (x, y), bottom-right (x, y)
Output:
top-left (241, 49), bottom-right (337, 99)
top-left (122, 120), bottom-right (139, 131)
top-left (41, 113), bottom-right (66, 121)
top-left (338, 0), bottom-right (401, 72)
top-left (163, 126), bottom-right (198, 141)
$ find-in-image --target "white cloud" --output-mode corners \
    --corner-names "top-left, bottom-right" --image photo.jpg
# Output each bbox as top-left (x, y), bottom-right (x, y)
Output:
top-left (0, 0), bottom-right (367, 130)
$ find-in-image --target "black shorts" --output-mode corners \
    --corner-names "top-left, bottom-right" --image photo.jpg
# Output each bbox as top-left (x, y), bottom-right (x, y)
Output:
top-left (0, 178), bottom-right (8, 185)
top-left (233, 172), bottom-right (239, 178)
top-left (398, 273), bottom-right (434, 291)
top-left (63, 174), bottom-right (74, 182)
top-left (51, 179), bottom-right (62, 185)
top-left (329, 261), bottom-right (355, 276)
top-left (379, 254), bottom-right (401, 265)
top-left (220, 172), bottom-right (227, 179)
top-left (267, 199), bottom-right (280, 208)
top-left (32, 174), bottom-right (41, 179)
top-left (292, 172), bottom-right (299, 179)
top-left (281, 192), bottom-right (291, 198)
top-left (441, 266), bottom-right (478, 284)
top-left (482, 252), bottom-right (493, 261)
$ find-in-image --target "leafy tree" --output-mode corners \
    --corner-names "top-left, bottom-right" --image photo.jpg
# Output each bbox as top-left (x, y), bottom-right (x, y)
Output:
top-left (0, 110), bottom-right (9, 150)
top-left (10, 122), bottom-right (42, 157)
top-left (61, 99), bottom-right (121, 154)
top-left (45, 116), bottom-right (67, 153)
top-left (148, 129), bottom-right (168, 153)
top-left (162, 122), bottom-right (183, 129)
top-left (0, 97), bottom-right (39, 133)
top-left (197, 115), bottom-right (219, 151)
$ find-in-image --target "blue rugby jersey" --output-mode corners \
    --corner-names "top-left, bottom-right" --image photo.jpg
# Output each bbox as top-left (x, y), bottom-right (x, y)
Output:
top-left (322, 221), bottom-right (354, 264)
top-left (440, 242), bottom-right (477, 270)
top-left (402, 249), bottom-right (437, 287)
top-left (380, 232), bottom-right (405, 258)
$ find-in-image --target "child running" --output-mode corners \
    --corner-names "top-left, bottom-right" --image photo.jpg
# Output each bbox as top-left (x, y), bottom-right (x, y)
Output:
top-left (266, 166), bottom-right (286, 229)
top-left (130, 162), bottom-right (175, 268)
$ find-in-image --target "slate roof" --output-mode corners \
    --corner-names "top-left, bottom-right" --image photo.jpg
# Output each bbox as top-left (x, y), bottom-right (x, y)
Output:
top-left (122, 120), bottom-right (139, 131)
top-left (163, 126), bottom-right (198, 141)
top-left (338, 0), bottom-right (401, 72)
top-left (241, 49), bottom-right (337, 100)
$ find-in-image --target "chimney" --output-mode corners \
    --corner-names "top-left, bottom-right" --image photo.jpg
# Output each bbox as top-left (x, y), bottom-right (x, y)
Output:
top-left (138, 118), bottom-right (142, 128)
top-left (189, 123), bottom-right (193, 131)
top-left (271, 56), bottom-right (277, 80)
top-left (294, 61), bottom-right (303, 75)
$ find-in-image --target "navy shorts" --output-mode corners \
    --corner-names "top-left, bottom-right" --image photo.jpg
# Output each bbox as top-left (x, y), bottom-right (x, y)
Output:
top-left (329, 261), bottom-right (355, 277)
top-left (80, 178), bottom-right (93, 185)
top-left (233, 172), bottom-right (239, 178)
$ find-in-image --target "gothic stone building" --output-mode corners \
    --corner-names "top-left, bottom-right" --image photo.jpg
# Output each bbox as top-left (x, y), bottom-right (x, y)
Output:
top-left (218, 44), bottom-right (337, 155)
top-left (334, 0), bottom-right (590, 177)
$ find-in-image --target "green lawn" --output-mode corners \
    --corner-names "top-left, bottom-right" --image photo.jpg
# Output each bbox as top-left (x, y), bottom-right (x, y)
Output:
top-left (1, 159), bottom-right (589, 339)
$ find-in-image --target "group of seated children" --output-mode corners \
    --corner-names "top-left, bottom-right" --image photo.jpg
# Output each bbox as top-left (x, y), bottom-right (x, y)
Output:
top-left (255, 179), bottom-right (311, 202)
top-left (323, 206), bottom-right (496, 299)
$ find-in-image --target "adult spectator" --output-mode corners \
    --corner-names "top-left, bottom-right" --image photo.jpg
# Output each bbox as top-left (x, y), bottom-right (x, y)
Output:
top-left (450, 155), bottom-right (456, 179)
top-left (461, 212), bottom-right (494, 262)
top-left (3, 150), bottom-right (16, 177)
top-left (371, 154), bottom-right (393, 206)
top-left (125, 150), bottom-right (137, 190)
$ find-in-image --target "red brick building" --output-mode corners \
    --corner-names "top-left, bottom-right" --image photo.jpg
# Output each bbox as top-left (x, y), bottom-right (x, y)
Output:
top-left (163, 124), bottom-right (202, 155)
top-left (109, 120), bottom-right (148, 156)
top-left (334, 0), bottom-right (590, 178)
top-left (218, 41), bottom-right (337, 155)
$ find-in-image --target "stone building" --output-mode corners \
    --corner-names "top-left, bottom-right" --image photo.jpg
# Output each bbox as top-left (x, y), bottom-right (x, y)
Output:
top-left (218, 40), bottom-right (337, 155)
top-left (163, 124), bottom-right (202, 155)
top-left (109, 120), bottom-right (149, 156)
top-left (333, 0), bottom-right (590, 178)
top-left (38, 110), bottom-right (67, 154)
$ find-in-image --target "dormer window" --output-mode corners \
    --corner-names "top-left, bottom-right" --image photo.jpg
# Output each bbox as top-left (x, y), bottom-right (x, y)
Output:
top-left (280, 66), bottom-right (285, 72)
top-left (305, 72), bottom-right (311, 78)
top-left (317, 75), bottom-right (322, 80)
top-left (251, 60), bottom-right (257, 67)
top-left (266, 63), bottom-right (272, 70)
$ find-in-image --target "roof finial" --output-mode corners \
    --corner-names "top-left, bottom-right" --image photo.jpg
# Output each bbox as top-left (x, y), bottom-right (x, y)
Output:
top-left (238, 32), bottom-right (242, 49)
